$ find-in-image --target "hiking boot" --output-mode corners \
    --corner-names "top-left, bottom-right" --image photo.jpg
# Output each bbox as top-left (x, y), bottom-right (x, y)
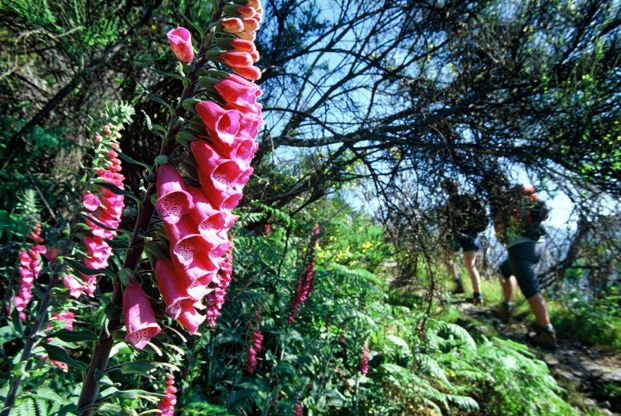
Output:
top-left (472, 292), bottom-right (484, 306)
top-left (529, 324), bottom-right (557, 350)
top-left (493, 302), bottom-right (513, 323)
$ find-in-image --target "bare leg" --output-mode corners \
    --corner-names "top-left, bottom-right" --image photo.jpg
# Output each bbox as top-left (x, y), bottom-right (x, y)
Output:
top-left (463, 251), bottom-right (481, 294)
top-left (444, 249), bottom-right (463, 292)
top-left (501, 276), bottom-right (516, 302)
top-left (527, 293), bottom-right (551, 327)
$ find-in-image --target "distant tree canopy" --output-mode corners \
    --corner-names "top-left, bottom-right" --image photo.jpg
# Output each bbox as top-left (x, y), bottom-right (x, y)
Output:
top-left (1, 0), bottom-right (619, 212)
top-left (252, 0), bottom-right (621, 210)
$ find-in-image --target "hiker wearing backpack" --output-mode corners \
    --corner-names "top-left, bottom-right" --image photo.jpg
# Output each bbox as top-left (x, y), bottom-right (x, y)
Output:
top-left (441, 179), bottom-right (488, 305)
top-left (489, 182), bottom-right (557, 349)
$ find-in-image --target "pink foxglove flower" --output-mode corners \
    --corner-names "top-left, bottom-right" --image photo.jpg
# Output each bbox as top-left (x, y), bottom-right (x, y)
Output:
top-left (164, 216), bottom-right (230, 269)
top-left (246, 346), bottom-right (258, 373)
top-left (80, 128), bottom-right (125, 296)
top-left (237, 5), bottom-right (257, 18)
top-left (242, 18), bottom-right (259, 32)
top-left (295, 403), bottom-right (303, 416)
top-left (63, 274), bottom-right (85, 298)
top-left (50, 311), bottom-right (75, 331)
top-left (205, 246), bottom-right (233, 327)
top-left (360, 341), bottom-right (369, 375)
top-left (252, 329), bottom-right (263, 352)
top-left (156, 164), bottom-right (194, 225)
top-left (289, 224), bottom-right (320, 323)
top-left (187, 187), bottom-right (238, 239)
top-left (220, 51), bottom-right (253, 68)
top-left (237, 31), bottom-right (257, 42)
top-left (123, 280), bottom-right (161, 349)
top-left (230, 64), bottom-right (262, 81)
top-left (167, 27), bottom-right (194, 63)
top-left (214, 76), bottom-right (262, 114)
top-left (191, 140), bottom-right (253, 189)
top-left (221, 18), bottom-right (244, 33)
top-left (195, 100), bottom-right (243, 145)
top-left (13, 225), bottom-right (46, 322)
top-left (29, 221), bottom-right (44, 243)
top-left (157, 373), bottom-right (178, 416)
top-left (83, 193), bottom-right (100, 211)
top-left (155, 258), bottom-right (192, 320)
top-left (230, 38), bottom-right (257, 53)
top-left (176, 306), bottom-right (207, 335)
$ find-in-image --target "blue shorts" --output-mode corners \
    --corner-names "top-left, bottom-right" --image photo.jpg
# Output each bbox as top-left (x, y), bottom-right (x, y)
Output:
top-left (499, 240), bottom-right (541, 299)
top-left (447, 233), bottom-right (480, 252)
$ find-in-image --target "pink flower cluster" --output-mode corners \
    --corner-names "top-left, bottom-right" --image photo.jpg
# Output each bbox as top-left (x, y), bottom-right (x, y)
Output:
top-left (157, 373), bottom-right (178, 416)
top-left (246, 328), bottom-right (263, 374)
top-left (65, 125), bottom-right (125, 298)
top-left (360, 341), bottom-right (369, 376)
top-left (204, 246), bottom-right (234, 327)
top-left (295, 403), bottom-right (303, 416)
top-left (219, 0), bottom-right (263, 80)
top-left (288, 224), bottom-right (320, 323)
top-left (13, 223), bottom-right (46, 322)
top-left (148, 3), bottom-right (264, 339)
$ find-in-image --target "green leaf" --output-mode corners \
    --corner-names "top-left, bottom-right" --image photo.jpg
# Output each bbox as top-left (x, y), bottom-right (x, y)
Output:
top-left (119, 152), bottom-right (152, 172)
top-left (42, 343), bottom-right (87, 371)
top-left (49, 329), bottom-right (98, 342)
top-left (0, 325), bottom-right (18, 344)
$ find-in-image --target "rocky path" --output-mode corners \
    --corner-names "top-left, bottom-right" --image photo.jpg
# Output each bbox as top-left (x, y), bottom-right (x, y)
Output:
top-left (454, 301), bottom-right (621, 415)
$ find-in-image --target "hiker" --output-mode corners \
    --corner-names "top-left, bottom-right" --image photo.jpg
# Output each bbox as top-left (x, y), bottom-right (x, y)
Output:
top-left (441, 179), bottom-right (487, 305)
top-left (489, 181), bottom-right (557, 348)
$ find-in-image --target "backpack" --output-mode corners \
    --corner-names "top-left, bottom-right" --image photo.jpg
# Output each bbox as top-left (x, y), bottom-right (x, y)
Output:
top-left (508, 185), bottom-right (549, 239)
top-left (448, 194), bottom-right (488, 234)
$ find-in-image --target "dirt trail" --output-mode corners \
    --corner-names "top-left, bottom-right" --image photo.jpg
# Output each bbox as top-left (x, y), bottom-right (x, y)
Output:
top-left (454, 301), bottom-right (621, 415)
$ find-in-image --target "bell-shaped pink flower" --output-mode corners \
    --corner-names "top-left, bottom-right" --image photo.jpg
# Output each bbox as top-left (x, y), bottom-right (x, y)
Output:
top-left (214, 77), bottom-right (262, 114)
top-left (250, 50), bottom-right (260, 63)
top-left (221, 17), bottom-right (244, 33)
top-left (231, 64), bottom-right (262, 81)
top-left (242, 18), bottom-right (259, 32)
top-left (164, 216), bottom-right (230, 266)
top-left (191, 140), bottom-right (253, 188)
top-left (63, 274), bottom-right (85, 298)
top-left (230, 38), bottom-right (256, 53)
top-left (237, 5), bottom-right (257, 18)
top-left (195, 101), bottom-right (243, 146)
top-left (51, 311), bottom-right (75, 331)
top-left (123, 280), bottom-right (161, 349)
top-left (187, 187), bottom-right (238, 238)
top-left (238, 31), bottom-right (257, 42)
top-left (252, 329), bottom-right (263, 352)
top-left (170, 248), bottom-right (220, 285)
top-left (155, 258), bottom-right (192, 320)
top-left (167, 27), bottom-right (194, 63)
top-left (360, 342), bottom-right (369, 375)
top-left (156, 164), bottom-right (194, 225)
top-left (198, 174), bottom-right (244, 210)
top-left (83, 193), bottom-right (100, 211)
top-left (220, 51), bottom-right (253, 68)
top-left (176, 306), bottom-right (206, 335)
top-left (246, 346), bottom-right (257, 373)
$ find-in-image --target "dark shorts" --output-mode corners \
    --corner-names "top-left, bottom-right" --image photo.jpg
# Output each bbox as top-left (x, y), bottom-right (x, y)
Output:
top-left (499, 241), bottom-right (541, 299)
top-left (447, 233), bottom-right (480, 252)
